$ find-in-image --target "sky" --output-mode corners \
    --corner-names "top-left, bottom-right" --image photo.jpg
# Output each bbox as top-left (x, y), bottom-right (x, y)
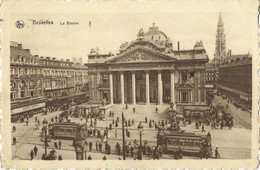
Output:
top-left (9, 11), bottom-right (255, 64)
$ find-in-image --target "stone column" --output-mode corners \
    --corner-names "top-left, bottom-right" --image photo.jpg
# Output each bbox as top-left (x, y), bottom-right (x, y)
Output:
top-left (145, 71), bottom-right (150, 104)
top-left (109, 72), bottom-right (113, 104)
top-left (158, 71), bottom-right (163, 104)
top-left (120, 71), bottom-right (124, 104)
top-left (170, 70), bottom-right (175, 104)
top-left (198, 70), bottom-right (201, 103)
top-left (132, 71), bottom-right (136, 105)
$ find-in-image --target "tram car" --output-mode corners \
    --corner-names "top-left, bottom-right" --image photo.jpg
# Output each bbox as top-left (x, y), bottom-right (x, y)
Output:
top-left (157, 131), bottom-right (212, 156)
top-left (49, 122), bottom-right (88, 140)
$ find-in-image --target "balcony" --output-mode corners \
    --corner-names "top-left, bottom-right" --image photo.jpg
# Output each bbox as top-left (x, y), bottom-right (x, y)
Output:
top-left (11, 74), bottom-right (44, 79)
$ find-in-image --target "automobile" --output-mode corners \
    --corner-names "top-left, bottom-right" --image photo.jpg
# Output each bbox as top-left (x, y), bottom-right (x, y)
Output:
top-left (222, 95), bottom-right (227, 99)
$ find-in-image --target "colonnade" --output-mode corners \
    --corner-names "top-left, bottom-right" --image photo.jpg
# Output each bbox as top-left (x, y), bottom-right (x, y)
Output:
top-left (109, 70), bottom-right (175, 105)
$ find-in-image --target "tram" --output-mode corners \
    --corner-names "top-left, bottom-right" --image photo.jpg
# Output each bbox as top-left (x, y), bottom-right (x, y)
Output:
top-left (157, 131), bottom-right (212, 156)
top-left (49, 122), bottom-right (88, 140)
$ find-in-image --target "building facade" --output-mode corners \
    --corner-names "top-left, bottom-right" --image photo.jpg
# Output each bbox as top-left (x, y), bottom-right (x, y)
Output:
top-left (205, 62), bottom-right (218, 88)
top-left (86, 24), bottom-right (209, 114)
top-left (218, 54), bottom-right (252, 107)
top-left (10, 41), bottom-right (88, 116)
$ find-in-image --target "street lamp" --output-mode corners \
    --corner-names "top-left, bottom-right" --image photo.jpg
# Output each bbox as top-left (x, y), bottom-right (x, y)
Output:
top-left (137, 122), bottom-right (143, 160)
top-left (42, 119), bottom-right (48, 159)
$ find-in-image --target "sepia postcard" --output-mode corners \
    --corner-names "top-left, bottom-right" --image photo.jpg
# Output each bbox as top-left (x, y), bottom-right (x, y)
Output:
top-left (0, 0), bottom-right (259, 169)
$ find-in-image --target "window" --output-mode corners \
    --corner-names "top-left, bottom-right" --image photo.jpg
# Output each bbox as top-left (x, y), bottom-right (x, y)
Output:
top-left (102, 74), bottom-right (108, 84)
top-left (181, 91), bottom-right (188, 102)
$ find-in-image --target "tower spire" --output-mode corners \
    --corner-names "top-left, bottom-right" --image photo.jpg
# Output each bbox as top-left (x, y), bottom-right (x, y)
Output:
top-left (214, 12), bottom-right (226, 64)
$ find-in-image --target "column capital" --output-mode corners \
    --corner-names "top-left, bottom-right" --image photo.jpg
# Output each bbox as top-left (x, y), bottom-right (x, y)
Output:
top-left (119, 71), bottom-right (124, 75)
top-left (144, 70), bottom-right (150, 74)
top-left (170, 70), bottom-right (175, 73)
top-left (157, 70), bottom-right (162, 74)
top-left (131, 70), bottom-right (136, 74)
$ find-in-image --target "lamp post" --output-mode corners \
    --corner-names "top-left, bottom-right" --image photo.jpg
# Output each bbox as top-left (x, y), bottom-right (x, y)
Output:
top-left (42, 119), bottom-right (48, 159)
top-left (137, 122), bottom-right (143, 160)
top-left (122, 112), bottom-right (126, 160)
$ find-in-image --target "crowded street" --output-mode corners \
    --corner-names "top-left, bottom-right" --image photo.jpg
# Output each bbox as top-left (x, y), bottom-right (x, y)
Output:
top-left (11, 99), bottom-right (251, 160)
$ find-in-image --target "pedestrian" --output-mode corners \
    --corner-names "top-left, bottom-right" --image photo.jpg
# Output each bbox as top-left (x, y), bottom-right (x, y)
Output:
top-left (30, 150), bottom-right (34, 160)
top-left (96, 142), bottom-right (98, 151)
top-left (145, 116), bottom-right (147, 123)
top-left (12, 125), bottom-right (16, 132)
top-left (115, 128), bottom-right (117, 138)
top-left (54, 140), bottom-right (58, 149)
top-left (89, 141), bottom-right (92, 152)
top-left (133, 107), bottom-right (135, 113)
top-left (88, 154), bottom-right (92, 160)
top-left (33, 145), bottom-right (38, 156)
top-left (13, 136), bottom-right (17, 145)
top-left (155, 107), bottom-right (158, 113)
top-left (199, 147), bottom-right (203, 159)
top-left (202, 124), bottom-right (206, 133)
top-left (99, 142), bottom-right (102, 152)
top-left (215, 147), bottom-right (220, 159)
top-left (108, 144), bottom-right (111, 155)
top-left (58, 155), bottom-right (62, 160)
top-left (58, 140), bottom-right (62, 149)
top-left (103, 155), bottom-right (107, 160)
top-left (41, 153), bottom-right (46, 160)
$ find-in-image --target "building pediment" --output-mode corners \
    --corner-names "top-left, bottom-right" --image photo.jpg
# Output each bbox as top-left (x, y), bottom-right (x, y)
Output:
top-left (106, 46), bottom-right (176, 63)
top-left (176, 82), bottom-right (193, 89)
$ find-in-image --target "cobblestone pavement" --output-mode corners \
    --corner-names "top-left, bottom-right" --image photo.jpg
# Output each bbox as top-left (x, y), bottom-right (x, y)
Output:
top-left (12, 102), bottom-right (251, 160)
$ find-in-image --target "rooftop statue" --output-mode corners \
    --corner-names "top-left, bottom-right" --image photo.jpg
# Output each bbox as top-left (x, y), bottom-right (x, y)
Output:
top-left (165, 37), bottom-right (173, 48)
top-left (194, 40), bottom-right (204, 49)
top-left (120, 42), bottom-right (129, 49)
top-left (137, 28), bottom-right (144, 37)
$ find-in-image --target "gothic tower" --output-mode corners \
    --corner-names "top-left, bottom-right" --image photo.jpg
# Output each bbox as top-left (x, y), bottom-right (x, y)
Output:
top-left (214, 12), bottom-right (226, 64)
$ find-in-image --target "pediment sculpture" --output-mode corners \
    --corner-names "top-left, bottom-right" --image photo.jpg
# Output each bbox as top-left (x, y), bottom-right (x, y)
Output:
top-left (113, 50), bottom-right (167, 62)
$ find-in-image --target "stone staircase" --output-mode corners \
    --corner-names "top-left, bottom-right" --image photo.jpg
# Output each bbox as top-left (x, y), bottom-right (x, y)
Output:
top-left (110, 104), bottom-right (170, 122)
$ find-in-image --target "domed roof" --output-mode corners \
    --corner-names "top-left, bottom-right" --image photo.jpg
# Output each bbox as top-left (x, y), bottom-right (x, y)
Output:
top-left (143, 23), bottom-right (167, 40)
top-left (139, 23), bottom-right (169, 48)
top-left (118, 23), bottom-right (174, 55)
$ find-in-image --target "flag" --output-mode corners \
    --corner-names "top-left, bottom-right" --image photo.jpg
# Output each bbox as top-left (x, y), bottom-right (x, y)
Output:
top-left (189, 70), bottom-right (195, 78)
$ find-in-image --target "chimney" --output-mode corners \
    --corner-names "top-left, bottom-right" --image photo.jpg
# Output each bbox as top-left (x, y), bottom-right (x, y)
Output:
top-left (34, 55), bottom-right (39, 58)
top-left (177, 41), bottom-right (180, 51)
top-left (17, 44), bottom-right (22, 49)
top-left (46, 57), bottom-right (50, 60)
top-left (66, 59), bottom-right (70, 62)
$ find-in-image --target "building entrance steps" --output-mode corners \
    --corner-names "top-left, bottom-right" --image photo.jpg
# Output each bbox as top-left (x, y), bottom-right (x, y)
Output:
top-left (110, 104), bottom-right (171, 123)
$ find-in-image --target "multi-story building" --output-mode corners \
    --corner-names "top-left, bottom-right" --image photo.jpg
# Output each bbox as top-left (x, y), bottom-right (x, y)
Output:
top-left (218, 54), bottom-right (252, 107)
top-left (86, 24), bottom-right (209, 116)
top-left (205, 62), bottom-right (218, 88)
top-left (10, 41), bottom-right (88, 117)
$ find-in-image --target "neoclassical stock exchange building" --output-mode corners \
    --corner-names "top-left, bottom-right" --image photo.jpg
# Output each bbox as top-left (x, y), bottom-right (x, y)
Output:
top-left (86, 24), bottom-right (209, 115)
